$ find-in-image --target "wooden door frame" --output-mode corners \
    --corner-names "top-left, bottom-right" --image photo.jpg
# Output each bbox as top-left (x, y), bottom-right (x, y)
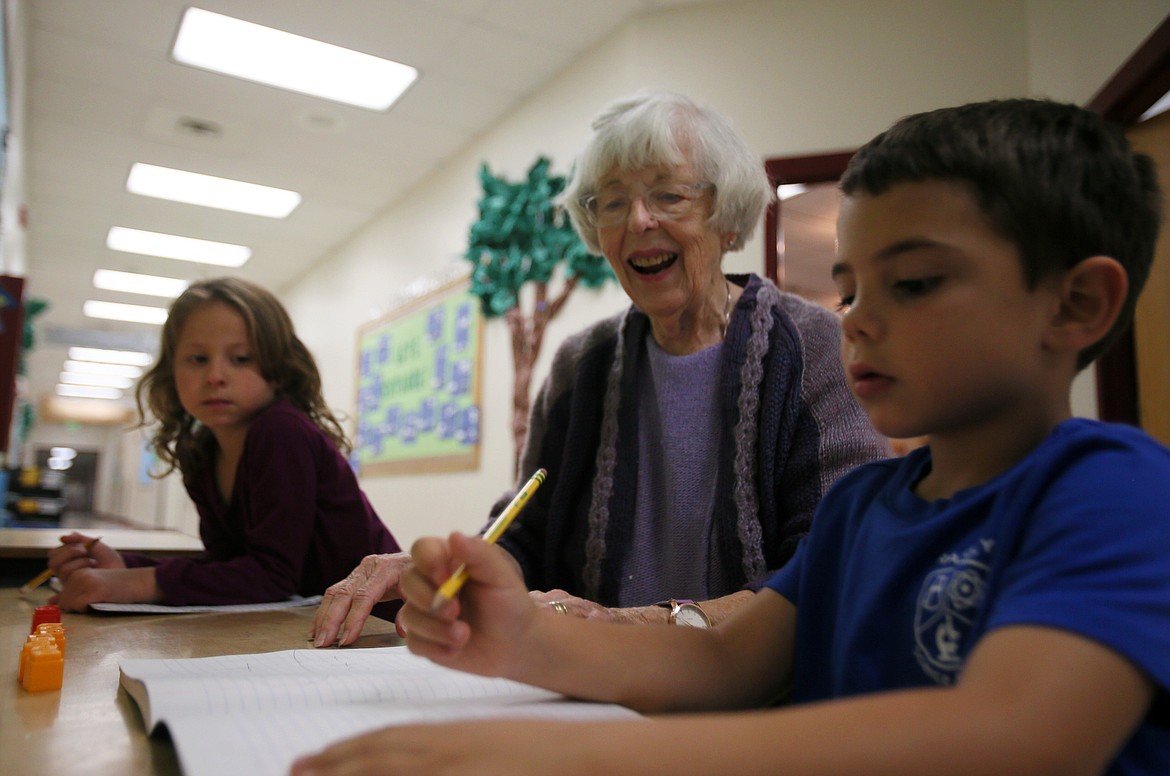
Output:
top-left (763, 152), bottom-right (854, 285)
top-left (761, 12), bottom-right (1170, 423)
top-left (1086, 13), bottom-right (1170, 425)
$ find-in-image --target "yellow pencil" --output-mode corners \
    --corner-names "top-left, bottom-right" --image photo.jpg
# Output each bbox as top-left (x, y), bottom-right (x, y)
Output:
top-left (19, 536), bottom-right (102, 594)
top-left (430, 469), bottom-right (546, 612)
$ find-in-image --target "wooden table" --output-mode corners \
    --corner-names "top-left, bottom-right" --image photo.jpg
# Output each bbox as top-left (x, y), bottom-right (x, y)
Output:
top-left (1, 586), bottom-right (402, 776)
top-left (0, 527), bottom-right (206, 558)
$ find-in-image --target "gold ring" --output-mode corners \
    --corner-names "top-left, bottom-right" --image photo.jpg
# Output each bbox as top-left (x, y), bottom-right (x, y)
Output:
top-left (549, 601), bottom-right (568, 615)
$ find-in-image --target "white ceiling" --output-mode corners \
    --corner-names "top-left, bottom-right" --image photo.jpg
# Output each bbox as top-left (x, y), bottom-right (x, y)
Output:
top-left (11, 0), bottom-right (827, 412)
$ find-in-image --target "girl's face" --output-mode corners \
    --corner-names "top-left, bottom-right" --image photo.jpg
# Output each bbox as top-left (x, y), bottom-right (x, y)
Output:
top-left (173, 301), bottom-right (275, 444)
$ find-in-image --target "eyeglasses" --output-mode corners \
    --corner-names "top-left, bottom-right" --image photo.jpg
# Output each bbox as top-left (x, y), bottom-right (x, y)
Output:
top-left (580, 181), bottom-right (713, 228)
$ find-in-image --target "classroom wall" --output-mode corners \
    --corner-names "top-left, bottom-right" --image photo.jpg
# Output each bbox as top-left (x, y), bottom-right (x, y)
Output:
top-left (1, 0), bottom-right (28, 278)
top-left (147, 0), bottom-right (1168, 545)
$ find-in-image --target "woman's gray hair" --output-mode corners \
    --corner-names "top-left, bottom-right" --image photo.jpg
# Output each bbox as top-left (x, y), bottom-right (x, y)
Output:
top-left (559, 92), bottom-right (774, 255)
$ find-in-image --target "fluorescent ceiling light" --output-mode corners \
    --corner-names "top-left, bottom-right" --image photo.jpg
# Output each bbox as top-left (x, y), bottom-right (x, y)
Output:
top-left (1140, 90), bottom-right (1170, 122)
top-left (56, 384), bottom-right (123, 400)
top-left (63, 360), bottom-right (144, 379)
top-left (172, 7), bottom-right (418, 111)
top-left (127, 163), bottom-right (301, 218)
top-left (60, 371), bottom-right (134, 390)
top-left (83, 300), bottom-right (169, 325)
top-left (107, 227), bottom-right (251, 267)
top-left (69, 347), bottom-right (154, 366)
top-left (94, 268), bottom-right (189, 298)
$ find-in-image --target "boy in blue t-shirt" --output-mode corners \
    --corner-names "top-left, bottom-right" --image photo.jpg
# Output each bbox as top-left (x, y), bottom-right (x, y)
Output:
top-left (293, 99), bottom-right (1168, 776)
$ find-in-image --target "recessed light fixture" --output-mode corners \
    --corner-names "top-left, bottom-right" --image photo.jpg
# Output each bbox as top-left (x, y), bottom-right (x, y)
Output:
top-left (127, 163), bottom-right (301, 218)
top-left (107, 226), bottom-right (251, 267)
top-left (56, 384), bottom-right (123, 400)
top-left (60, 371), bottom-right (135, 390)
top-left (172, 7), bottom-right (418, 111)
top-left (69, 347), bottom-right (154, 367)
top-left (63, 360), bottom-right (144, 379)
top-left (94, 269), bottom-right (189, 298)
top-left (83, 300), bottom-right (169, 325)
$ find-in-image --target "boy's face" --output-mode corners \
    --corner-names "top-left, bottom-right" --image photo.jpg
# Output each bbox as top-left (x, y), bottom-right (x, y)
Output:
top-left (833, 180), bottom-right (1062, 442)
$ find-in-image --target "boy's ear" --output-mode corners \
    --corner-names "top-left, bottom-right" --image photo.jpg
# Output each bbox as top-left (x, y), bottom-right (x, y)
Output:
top-left (1047, 256), bottom-right (1128, 354)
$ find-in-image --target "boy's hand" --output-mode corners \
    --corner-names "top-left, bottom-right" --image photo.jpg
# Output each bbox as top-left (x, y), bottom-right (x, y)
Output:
top-left (397, 532), bottom-right (538, 678)
top-left (291, 718), bottom-right (637, 776)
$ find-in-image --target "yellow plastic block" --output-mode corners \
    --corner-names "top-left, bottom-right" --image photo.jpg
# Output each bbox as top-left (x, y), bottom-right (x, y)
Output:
top-left (21, 639), bottom-right (63, 692)
top-left (35, 622), bottom-right (66, 655)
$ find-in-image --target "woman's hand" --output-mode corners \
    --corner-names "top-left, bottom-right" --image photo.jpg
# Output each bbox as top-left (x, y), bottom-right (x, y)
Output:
top-left (312, 552), bottom-right (413, 647)
top-left (528, 589), bottom-right (659, 624)
top-left (47, 532), bottom-right (124, 583)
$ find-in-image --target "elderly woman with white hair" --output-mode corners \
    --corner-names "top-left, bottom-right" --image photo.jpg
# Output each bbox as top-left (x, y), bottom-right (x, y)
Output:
top-left (311, 92), bottom-right (886, 646)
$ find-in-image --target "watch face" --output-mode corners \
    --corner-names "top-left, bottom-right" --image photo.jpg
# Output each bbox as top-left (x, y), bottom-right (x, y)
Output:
top-left (676, 603), bottom-right (710, 628)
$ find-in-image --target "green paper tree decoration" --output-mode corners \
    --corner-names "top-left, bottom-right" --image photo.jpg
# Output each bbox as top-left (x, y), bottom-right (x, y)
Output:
top-left (465, 156), bottom-right (613, 470)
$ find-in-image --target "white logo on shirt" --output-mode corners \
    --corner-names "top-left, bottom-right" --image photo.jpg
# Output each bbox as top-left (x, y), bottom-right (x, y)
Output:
top-left (913, 538), bottom-right (994, 685)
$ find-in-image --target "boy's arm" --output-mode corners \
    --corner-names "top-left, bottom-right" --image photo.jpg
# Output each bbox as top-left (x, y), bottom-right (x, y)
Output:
top-left (651, 624), bottom-right (1153, 776)
top-left (398, 533), bottom-right (796, 713)
top-left (296, 621), bottom-right (1153, 776)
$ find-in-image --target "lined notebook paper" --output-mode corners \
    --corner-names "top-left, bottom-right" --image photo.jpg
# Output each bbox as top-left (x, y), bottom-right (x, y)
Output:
top-left (92, 595), bottom-right (322, 614)
top-left (120, 645), bottom-right (640, 776)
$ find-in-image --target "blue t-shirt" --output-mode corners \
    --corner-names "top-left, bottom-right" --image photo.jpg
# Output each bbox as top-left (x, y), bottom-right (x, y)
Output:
top-left (768, 419), bottom-right (1170, 775)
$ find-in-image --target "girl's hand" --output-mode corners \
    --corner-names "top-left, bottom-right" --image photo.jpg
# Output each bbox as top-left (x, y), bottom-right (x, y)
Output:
top-left (49, 567), bottom-right (161, 612)
top-left (47, 533), bottom-right (124, 582)
top-left (49, 567), bottom-right (119, 611)
top-left (397, 532), bottom-right (540, 678)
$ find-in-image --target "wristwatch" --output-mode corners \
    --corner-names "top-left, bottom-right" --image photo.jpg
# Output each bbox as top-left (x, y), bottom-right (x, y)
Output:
top-left (660, 599), bottom-right (711, 628)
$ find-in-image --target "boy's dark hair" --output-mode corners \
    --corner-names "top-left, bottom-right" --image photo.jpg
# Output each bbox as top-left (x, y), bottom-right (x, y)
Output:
top-left (840, 98), bottom-right (1162, 369)
top-left (135, 276), bottom-right (350, 482)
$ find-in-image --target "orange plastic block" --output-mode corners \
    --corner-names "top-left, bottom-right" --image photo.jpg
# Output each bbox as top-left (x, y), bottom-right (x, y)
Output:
top-left (18, 634), bottom-right (52, 684)
top-left (35, 622), bottom-right (66, 655)
top-left (21, 638), bottom-right (64, 692)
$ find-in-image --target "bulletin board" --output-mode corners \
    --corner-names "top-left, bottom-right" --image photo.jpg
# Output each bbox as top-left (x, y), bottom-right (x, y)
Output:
top-left (354, 278), bottom-right (483, 475)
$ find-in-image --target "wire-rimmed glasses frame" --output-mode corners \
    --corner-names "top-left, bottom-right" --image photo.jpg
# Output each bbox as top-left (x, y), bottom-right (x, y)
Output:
top-left (579, 181), bottom-right (713, 228)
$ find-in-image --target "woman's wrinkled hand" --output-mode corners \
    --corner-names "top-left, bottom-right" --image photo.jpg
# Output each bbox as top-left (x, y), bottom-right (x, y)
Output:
top-left (312, 552), bottom-right (413, 647)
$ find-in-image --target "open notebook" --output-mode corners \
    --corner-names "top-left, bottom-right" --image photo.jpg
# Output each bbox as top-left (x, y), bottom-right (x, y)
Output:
top-left (92, 595), bottom-right (322, 614)
top-left (120, 645), bottom-right (641, 776)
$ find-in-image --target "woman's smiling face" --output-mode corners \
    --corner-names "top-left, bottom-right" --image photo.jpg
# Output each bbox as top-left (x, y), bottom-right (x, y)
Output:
top-left (595, 163), bottom-right (728, 327)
